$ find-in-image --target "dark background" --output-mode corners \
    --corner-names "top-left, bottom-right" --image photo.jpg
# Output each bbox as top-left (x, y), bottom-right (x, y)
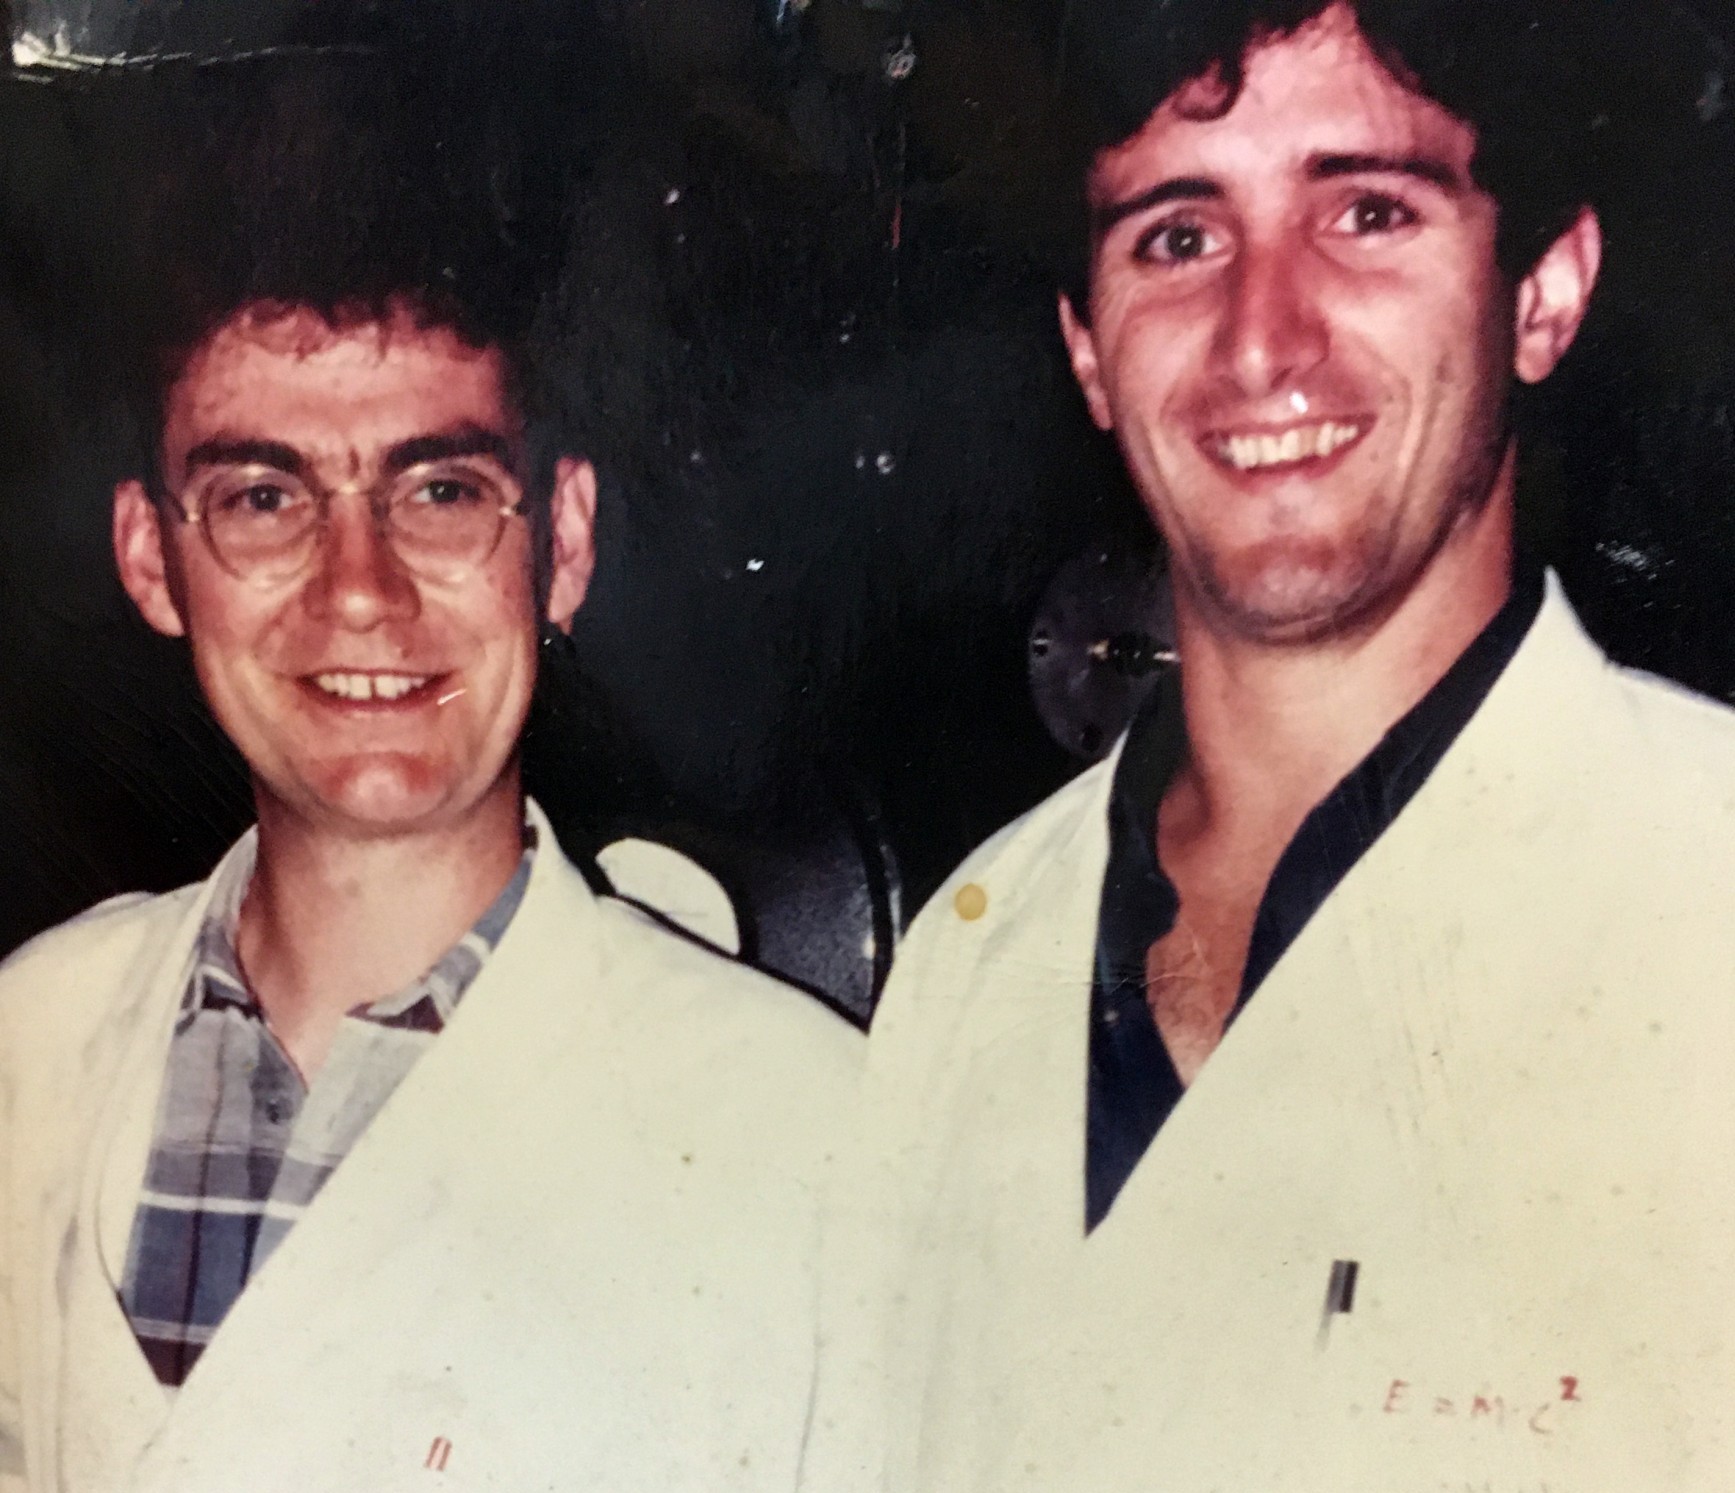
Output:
top-left (3, 0), bottom-right (1735, 1010)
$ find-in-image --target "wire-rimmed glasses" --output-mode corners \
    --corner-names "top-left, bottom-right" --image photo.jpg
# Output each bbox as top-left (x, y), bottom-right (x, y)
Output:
top-left (167, 457), bottom-right (526, 586)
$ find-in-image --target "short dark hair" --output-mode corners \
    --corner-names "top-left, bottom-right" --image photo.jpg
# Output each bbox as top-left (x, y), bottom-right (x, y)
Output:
top-left (118, 50), bottom-right (580, 606)
top-left (1056, 0), bottom-right (1627, 313)
top-left (127, 52), bottom-right (556, 497)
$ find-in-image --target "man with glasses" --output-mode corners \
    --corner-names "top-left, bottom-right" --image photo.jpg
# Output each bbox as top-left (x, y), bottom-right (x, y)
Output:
top-left (0, 133), bottom-right (860, 1493)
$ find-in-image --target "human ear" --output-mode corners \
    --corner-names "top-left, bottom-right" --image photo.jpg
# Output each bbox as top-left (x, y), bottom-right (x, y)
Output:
top-left (112, 480), bottom-right (188, 638)
top-left (545, 457), bottom-right (598, 634)
top-left (1513, 207), bottom-right (1602, 385)
top-left (1059, 292), bottom-right (1115, 431)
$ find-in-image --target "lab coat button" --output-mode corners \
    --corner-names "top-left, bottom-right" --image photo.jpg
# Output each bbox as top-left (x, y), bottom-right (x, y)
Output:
top-left (954, 883), bottom-right (988, 921)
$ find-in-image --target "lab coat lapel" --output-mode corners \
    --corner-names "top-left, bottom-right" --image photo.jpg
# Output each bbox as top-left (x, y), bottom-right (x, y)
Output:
top-left (45, 850), bottom-right (235, 1492)
top-left (944, 580), bottom-right (1619, 1488)
top-left (1089, 574), bottom-right (1609, 1269)
top-left (142, 825), bottom-right (609, 1460)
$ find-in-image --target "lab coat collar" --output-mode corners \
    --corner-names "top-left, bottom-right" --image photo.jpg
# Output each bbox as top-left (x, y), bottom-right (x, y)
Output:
top-left (58, 800), bottom-right (584, 1485)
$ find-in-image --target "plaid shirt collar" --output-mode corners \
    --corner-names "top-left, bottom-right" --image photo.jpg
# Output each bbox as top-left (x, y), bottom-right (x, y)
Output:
top-left (182, 824), bottom-right (537, 1034)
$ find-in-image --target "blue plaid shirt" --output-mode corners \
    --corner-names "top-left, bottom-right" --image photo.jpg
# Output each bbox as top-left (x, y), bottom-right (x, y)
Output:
top-left (118, 834), bottom-right (534, 1388)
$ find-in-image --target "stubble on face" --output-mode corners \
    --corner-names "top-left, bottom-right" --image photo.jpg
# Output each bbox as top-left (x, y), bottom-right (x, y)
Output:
top-left (1184, 344), bottom-right (1514, 647)
top-left (1074, 4), bottom-right (1519, 651)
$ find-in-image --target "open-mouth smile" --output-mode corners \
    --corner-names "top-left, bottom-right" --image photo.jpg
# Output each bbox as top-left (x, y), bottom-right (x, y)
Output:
top-left (304, 670), bottom-right (444, 704)
top-left (1207, 419), bottom-right (1368, 474)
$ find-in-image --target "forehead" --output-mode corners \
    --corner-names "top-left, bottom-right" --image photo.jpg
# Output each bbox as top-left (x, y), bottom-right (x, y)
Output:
top-left (163, 305), bottom-right (516, 468)
top-left (1090, 5), bottom-right (1478, 204)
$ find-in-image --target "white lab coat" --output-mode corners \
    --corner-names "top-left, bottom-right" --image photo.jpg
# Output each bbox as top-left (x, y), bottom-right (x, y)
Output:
top-left (807, 575), bottom-right (1735, 1493)
top-left (0, 802), bottom-right (862, 1493)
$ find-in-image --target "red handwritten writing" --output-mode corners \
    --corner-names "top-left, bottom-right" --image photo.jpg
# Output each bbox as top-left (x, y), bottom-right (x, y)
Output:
top-left (1379, 1377), bottom-right (1581, 1436)
top-left (425, 1437), bottom-right (453, 1473)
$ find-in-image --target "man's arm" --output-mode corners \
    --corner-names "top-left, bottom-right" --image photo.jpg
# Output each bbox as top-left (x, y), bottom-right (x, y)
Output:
top-left (0, 891), bottom-right (160, 1493)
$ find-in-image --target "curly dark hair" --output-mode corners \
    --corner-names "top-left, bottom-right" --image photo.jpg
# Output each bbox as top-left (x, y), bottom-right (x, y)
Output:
top-left (111, 46), bottom-right (591, 606)
top-left (125, 50), bottom-right (556, 490)
top-left (1055, 0), bottom-right (1635, 313)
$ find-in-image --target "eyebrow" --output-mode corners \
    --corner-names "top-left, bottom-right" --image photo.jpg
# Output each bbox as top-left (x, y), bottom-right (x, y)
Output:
top-left (1092, 177), bottom-right (1223, 237)
top-left (384, 427), bottom-right (518, 477)
top-left (182, 438), bottom-right (306, 476)
top-left (1091, 152), bottom-right (1466, 239)
top-left (181, 428), bottom-right (519, 481)
top-left (1308, 152), bottom-right (1464, 192)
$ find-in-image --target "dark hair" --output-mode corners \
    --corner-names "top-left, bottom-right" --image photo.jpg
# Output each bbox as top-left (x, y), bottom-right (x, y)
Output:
top-left (116, 49), bottom-right (585, 607)
top-left (126, 51), bottom-right (558, 502)
top-left (1056, 0), bottom-right (1629, 312)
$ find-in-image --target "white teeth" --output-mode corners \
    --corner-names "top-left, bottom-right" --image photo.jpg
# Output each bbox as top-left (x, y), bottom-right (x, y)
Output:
top-left (312, 672), bottom-right (432, 702)
top-left (1217, 421), bottom-right (1362, 471)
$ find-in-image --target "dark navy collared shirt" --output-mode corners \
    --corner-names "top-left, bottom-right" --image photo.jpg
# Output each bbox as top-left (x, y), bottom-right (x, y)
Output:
top-left (1086, 565), bottom-right (1545, 1231)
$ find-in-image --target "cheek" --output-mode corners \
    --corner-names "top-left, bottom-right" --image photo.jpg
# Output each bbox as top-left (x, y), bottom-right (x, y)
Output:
top-left (462, 573), bottom-right (542, 706)
top-left (177, 577), bottom-right (277, 680)
top-left (493, 625), bottom-right (541, 706)
top-left (1363, 255), bottom-right (1507, 378)
top-left (1100, 309), bottom-right (1201, 429)
top-left (1096, 267), bottom-right (1228, 401)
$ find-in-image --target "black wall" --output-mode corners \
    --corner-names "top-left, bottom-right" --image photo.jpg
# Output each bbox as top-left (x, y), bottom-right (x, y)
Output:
top-left (4, 0), bottom-right (1735, 960)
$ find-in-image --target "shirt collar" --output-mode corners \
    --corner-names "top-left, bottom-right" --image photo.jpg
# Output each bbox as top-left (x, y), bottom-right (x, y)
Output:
top-left (1102, 559), bottom-right (1546, 1000)
top-left (1086, 561), bottom-right (1546, 1231)
top-left (182, 825), bottom-right (538, 1034)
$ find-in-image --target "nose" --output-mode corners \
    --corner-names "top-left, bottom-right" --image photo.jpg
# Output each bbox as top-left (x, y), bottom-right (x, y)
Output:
top-left (1215, 234), bottom-right (1329, 398)
top-left (302, 490), bottom-right (420, 628)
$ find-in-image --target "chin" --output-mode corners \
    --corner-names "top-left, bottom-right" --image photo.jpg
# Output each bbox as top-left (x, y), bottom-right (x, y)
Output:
top-left (293, 754), bottom-right (471, 834)
top-left (1195, 535), bottom-right (1391, 644)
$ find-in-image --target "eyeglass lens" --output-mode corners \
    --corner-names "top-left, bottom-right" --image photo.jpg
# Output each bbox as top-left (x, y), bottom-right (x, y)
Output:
top-left (188, 464), bottom-right (518, 582)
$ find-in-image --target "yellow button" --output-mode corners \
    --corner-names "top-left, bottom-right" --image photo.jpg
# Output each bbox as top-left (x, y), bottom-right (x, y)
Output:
top-left (953, 883), bottom-right (988, 921)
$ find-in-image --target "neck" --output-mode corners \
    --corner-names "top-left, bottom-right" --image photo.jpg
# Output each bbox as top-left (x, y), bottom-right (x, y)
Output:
top-left (1167, 474), bottom-right (1515, 854)
top-left (236, 773), bottom-right (528, 1081)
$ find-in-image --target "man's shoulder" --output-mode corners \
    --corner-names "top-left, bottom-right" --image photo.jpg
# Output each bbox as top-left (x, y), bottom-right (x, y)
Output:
top-left (0, 885), bottom-right (194, 1003)
top-left (961, 756), bottom-right (1114, 879)
top-left (590, 888), bottom-right (864, 1054)
top-left (879, 757), bottom-right (1114, 1029)
top-left (574, 891), bottom-right (865, 1155)
top-left (919, 757), bottom-right (1114, 934)
top-left (524, 799), bottom-right (861, 1044)
top-left (1556, 646), bottom-right (1735, 836)
top-left (1598, 656), bottom-right (1735, 763)
top-left (1524, 578), bottom-right (1735, 773)
top-left (0, 884), bottom-right (200, 1077)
